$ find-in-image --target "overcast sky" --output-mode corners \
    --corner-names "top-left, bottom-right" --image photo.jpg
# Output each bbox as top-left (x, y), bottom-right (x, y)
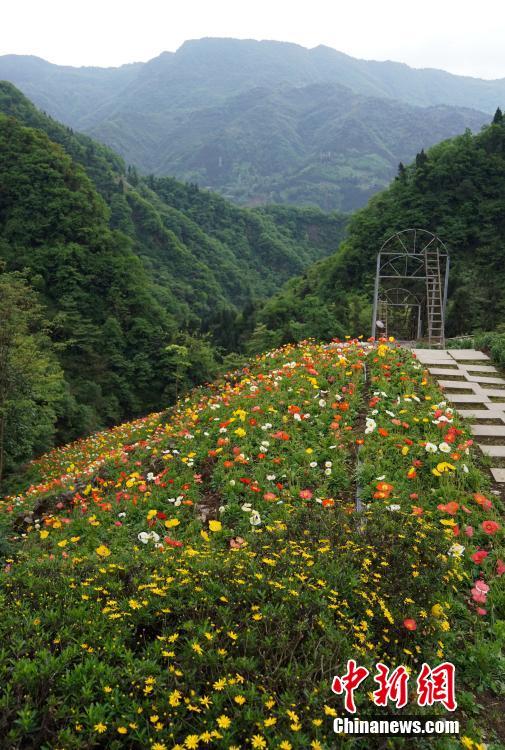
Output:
top-left (2, 0), bottom-right (505, 79)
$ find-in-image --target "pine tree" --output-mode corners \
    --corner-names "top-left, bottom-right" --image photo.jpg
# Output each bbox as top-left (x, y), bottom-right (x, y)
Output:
top-left (493, 107), bottom-right (503, 124)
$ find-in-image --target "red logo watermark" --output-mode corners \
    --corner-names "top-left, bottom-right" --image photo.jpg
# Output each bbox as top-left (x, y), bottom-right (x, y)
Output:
top-left (331, 660), bottom-right (457, 713)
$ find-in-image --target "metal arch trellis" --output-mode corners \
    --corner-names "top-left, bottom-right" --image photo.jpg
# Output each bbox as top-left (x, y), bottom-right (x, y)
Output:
top-left (371, 229), bottom-right (450, 346)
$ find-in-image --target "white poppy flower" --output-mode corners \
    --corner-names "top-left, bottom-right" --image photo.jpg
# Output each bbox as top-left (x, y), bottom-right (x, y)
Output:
top-left (138, 532), bottom-right (150, 544)
top-left (448, 543), bottom-right (465, 557)
top-left (438, 442), bottom-right (451, 453)
top-left (425, 442), bottom-right (438, 453)
top-left (249, 511), bottom-right (261, 526)
top-left (365, 418), bottom-right (377, 434)
top-left (386, 504), bottom-right (401, 511)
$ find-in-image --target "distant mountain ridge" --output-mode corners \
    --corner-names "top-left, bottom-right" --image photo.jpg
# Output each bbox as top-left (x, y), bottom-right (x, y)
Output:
top-left (0, 38), bottom-right (501, 209)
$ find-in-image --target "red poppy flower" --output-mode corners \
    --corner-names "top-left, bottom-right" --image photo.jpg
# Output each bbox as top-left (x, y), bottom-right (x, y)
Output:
top-left (164, 537), bottom-right (183, 548)
top-left (437, 501), bottom-right (459, 515)
top-left (482, 520), bottom-right (501, 535)
top-left (403, 618), bottom-right (417, 631)
top-left (474, 493), bottom-right (492, 510)
top-left (471, 550), bottom-right (489, 564)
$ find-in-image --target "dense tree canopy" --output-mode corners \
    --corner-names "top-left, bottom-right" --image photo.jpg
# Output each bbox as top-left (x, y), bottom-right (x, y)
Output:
top-left (0, 269), bottom-right (64, 482)
top-left (0, 84), bottom-right (348, 477)
top-left (252, 117), bottom-right (505, 347)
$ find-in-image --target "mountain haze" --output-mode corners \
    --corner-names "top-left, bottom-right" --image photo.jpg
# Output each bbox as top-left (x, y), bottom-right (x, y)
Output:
top-left (0, 38), bottom-right (496, 209)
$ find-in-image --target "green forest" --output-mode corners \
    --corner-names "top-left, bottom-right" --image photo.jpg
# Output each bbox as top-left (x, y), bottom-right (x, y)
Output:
top-left (252, 110), bottom-right (505, 348)
top-left (2, 79), bottom-right (505, 486)
top-left (0, 81), bottom-right (346, 483)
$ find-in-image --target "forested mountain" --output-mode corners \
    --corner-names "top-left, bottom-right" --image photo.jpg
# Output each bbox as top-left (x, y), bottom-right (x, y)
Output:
top-left (0, 113), bottom-right (178, 448)
top-left (0, 81), bottom-right (346, 323)
top-left (250, 111), bottom-right (505, 348)
top-left (0, 82), bottom-right (346, 477)
top-left (0, 39), bottom-right (494, 210)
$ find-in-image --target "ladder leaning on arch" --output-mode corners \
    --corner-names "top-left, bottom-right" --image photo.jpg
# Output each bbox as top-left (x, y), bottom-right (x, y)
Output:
top-left (371, 229), bottom-right (449, 347)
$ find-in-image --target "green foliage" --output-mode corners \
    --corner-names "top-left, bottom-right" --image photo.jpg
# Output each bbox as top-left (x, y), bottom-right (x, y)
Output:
top-left (0, 270), bottom-right (64, 483)
top-left (0, 81), bottom-right (347, 329)
top-left (0, 342), bottom-right (502, 747)
top-left (253, 116), bottom-right (505, 344)
top-left (0, 113), bottom-right (178, 452)
top-left (0, 84), bottom-right (349, 475)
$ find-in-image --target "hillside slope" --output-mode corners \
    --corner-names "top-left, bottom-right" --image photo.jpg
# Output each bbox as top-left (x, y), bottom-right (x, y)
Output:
top-left (0, 81), bottom-right (347, 329)
top-left (0, 39), bottom-right (494, 210)
top-left (252, 112), bottom-right (505, 346)
top-left (0, 340), bottom-right (503, 747)
top-left (0, 113), bottom-right (178, 439)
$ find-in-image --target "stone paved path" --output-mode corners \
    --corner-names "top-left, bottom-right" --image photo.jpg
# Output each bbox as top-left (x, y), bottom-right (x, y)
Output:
top-left (413, 348), bottom-right (505, 482)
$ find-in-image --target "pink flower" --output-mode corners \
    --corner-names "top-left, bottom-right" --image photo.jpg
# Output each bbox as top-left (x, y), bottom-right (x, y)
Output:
top-left (497, 559), bottom-right (505, 577)
top-left (471, 588), bottom-right (487, 604)
top-left (475, 580), bottom-right (490, 594)
top-left (476, 608), bottom-right (487, 616)
top-left (464, 525), bottom-right (474, 537)
top-left (299, 489), bottom-right (313, 500)
top-left (471, 580), bottom-right (489, 604)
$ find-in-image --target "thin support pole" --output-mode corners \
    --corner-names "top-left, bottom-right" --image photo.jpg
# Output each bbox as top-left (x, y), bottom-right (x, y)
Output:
top-left (371, 253), bottom-right (381, 338)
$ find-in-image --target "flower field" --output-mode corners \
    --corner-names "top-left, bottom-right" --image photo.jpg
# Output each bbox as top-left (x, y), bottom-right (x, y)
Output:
top-left (0, 340), bottom-right (504, 749)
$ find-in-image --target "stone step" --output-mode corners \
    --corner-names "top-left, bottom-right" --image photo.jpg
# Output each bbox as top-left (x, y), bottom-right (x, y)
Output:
top-left (466, 375), bottom-right (505, 385)
top-left (491, 468), bottom-right (505, 483)
top-left (428, 368), bottom-right (466, 376)
top-left (462, 365), bottom-right (498, 373)
top-left (470, 424), bottom-right (505, 437)
top-left (449, 350), bottom-right (490, 361)
top-left (457, 408), bottom-right (505, 419)
top-left (478, 444), bottom-right (505, 457)
top-left (447, 393), bottom-right (491, 403)
top-left (437, 380), bottom-right (476, 390)
top-left (412, 349), bottom-right (452, 362)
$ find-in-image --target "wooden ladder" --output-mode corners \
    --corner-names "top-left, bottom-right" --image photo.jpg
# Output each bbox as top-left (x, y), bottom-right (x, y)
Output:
top-left (424, 250), bottom-right (444, 347)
